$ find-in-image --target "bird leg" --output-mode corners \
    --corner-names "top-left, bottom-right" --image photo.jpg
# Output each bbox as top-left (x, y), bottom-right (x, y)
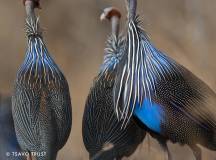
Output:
top-left (189, 145), bottom-right (202, 160)
top-left (164, 144), bottom-right (172, 160)
top-left (27, 155), bottom-right (32, 160)
top-left (158, 141), bottom-right (172, 160)
top-left (147, 134), bottom-right (151, 153)
top-left (26, 151), bottom-right (34, 160)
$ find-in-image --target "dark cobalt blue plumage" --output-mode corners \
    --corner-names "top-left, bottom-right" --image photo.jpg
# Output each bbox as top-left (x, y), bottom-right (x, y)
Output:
top-left (134, 99), bottom-right (164, 133)
top-left (114, 0), bottom-right (216, 160)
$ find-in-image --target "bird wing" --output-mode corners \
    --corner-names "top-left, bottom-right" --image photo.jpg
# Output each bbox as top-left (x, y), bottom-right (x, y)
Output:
top-left (83, 74), bottom-right (146, 158)
top-left (12, 85), bottom-right (41, 150)
top-left (154, 62), bottom-right (216, 131)
top-left (114, 17), bottom-right (216, 130)
top-left (47, 81), bottom-right (72, 150)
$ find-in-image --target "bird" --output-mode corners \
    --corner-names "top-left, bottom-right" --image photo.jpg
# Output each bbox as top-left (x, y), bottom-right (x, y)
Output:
top-left (82, 7), bottom-right (146, 160)
top-left (113, 0), bottom-right (216, 160)
top-left (12, 1), bottom-right (72, 160)
top-left (0, 95), bottom-right (24, 160)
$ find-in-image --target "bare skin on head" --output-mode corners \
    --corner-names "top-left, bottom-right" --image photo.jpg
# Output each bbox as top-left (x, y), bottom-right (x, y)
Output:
top-left (100, 7), bottom-right (121, 37)
top-left (125, 0), bottom-right (137, 20)
top-left (23, 0), bottom-right (41, 9)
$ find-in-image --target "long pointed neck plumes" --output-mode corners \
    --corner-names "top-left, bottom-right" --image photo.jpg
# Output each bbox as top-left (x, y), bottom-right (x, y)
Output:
top-left (18, 0), bottom-right (63, 87)
top-left (127, 0), bottom-right (137, 20)
top-left (114, 0), bottom-right (179, 128)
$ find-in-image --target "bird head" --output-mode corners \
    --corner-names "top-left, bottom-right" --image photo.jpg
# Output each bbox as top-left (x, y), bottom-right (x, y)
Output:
top-left (100, 7), bottom-right (121, 22)
top-left (23, 0), bottom-right (41, 9)
top-left (100, 7), bottom-right (121, 37)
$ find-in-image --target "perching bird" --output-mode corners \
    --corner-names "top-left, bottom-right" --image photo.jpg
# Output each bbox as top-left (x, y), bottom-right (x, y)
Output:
top-left (0, 95), bottom-right (24, 160)
top-left (82, 7), bottom-right (145, 160)
top-left (114, 0), bottom-right (216, 160)
top-left (12, 1), bottom-right (72, 160)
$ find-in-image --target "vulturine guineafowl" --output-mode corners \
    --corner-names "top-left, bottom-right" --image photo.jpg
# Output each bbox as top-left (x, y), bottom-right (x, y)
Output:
top-left (113, 0), bottom-right (216, 160)
top-left (0, 95), bottom-right (24, 160)
top-left (12, 0), bottom-right (72, 160)
top-left (82, 7), bottom-right (145, 160)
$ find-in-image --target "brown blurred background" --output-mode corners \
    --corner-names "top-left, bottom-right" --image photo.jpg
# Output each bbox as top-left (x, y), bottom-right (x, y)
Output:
top-left (0, 0), bottom-right (215, 159)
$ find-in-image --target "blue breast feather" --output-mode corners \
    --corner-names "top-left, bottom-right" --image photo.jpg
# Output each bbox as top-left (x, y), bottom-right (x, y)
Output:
top-left (22, 38), bottom-right (58, 73)
top-left (133, 99), bottom-right (164, 133)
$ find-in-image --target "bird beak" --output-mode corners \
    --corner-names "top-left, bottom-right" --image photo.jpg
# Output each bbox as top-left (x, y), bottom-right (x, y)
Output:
top-left (100, 12), bottom-right (106, 21)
